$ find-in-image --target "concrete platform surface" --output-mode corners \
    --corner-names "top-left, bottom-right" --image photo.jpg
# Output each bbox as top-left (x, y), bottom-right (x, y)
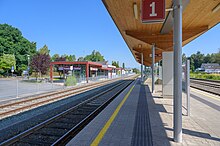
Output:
top-left (67, 78), bottom-right (220, 146)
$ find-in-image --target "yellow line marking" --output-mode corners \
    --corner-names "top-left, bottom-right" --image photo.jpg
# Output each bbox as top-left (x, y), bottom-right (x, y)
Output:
top-left (90, 85), bottom-right (135, 146)
top-left (191, 88), bottom-right (220, 101)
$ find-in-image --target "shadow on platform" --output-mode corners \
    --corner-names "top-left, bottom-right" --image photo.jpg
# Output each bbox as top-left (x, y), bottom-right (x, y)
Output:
top-left (145, 85), bottom-right (172, 146)
top-left (165, 127), bottom-right (220, 142)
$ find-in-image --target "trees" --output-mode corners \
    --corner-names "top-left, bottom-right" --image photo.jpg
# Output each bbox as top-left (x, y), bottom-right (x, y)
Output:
top-left (84, 50), bottom-right (105, 62)
top-left (182, 53), bottom-right (187, 64)
top-left (38, 45), bottom-right (50, 55)
top-left (63, 54), bottom-right (76, 61)
top-left (0, 24), bottom-right (37, 75)
top-left (112, 61), bottom-right (119, 68)
top-left (30, 54), bottom-right (50, 78)
top-left (0, 54), bottom-right (16, 75)
top-left (66, 55), bottom-right (76, 61)
top-left (122, 63), bottom-right (125, 69)
top-left (187, 50), bottom-right (220, 71)
top-left (51, 54), bottom-right (60, 62)
top-left (133, 68), bottom-right (140, 74)
top-left (77, 57), bottom-right (85, 61)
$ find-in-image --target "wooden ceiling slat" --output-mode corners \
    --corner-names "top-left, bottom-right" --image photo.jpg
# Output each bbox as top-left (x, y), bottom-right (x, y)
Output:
top-left (103, 0), bottom-right (220, 66)
top-left (125, 26), bottom-right (208, 50)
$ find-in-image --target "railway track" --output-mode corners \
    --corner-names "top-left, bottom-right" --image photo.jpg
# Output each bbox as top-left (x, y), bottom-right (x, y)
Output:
top-left (0, 79), bottom-right (135, 146)
top-left (190, 78), bottom-right (220, 96)
top-left (0, 75), bottom-right (136, 119)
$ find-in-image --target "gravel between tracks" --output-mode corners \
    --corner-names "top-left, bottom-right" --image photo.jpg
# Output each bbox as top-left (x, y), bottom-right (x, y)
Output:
top-left (0, 80), bottom-right (121, 143)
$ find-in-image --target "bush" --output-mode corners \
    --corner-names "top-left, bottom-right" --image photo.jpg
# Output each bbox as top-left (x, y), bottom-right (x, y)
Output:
top-left (190, 73), bottom-right (220, 80)
top-left (65, 75), bottom-right (77, 86)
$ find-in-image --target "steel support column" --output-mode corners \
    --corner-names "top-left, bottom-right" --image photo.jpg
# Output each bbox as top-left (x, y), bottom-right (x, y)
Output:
top-left (152, 44), bottom-right (155, 93)
top-left (141, 53), bottom-right (143, 82)
top-left (186, 59), bottom-right (190, 116)
top-left (86, 62), bottom-right (89, 83)
top-left (50, 65), bottom-right (53, 81)
top-left (173, 0), bottom-right (183, 143)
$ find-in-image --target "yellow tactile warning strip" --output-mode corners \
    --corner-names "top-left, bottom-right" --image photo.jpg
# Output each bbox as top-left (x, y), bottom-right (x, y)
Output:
top-left (90, 84), bottom-right (135, 146)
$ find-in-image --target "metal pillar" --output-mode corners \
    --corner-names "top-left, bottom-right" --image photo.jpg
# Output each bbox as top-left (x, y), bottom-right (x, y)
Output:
top-left (50, 65), bottom-right (53, 81)
top-left (173, 0), bottom-right (183, 143)
top-left (186, 60), bottom-right (190, 116)
top-left (16, 79), bottom-right (19, 98)
top-left (152, 44), bottom-right (155, 93)
top-left (86, 63), bottom-right (89, 83)
top-left (141, 53), bottom-right (143, 82)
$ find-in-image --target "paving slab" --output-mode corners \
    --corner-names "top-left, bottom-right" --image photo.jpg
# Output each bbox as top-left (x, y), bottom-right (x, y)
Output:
top-left (67, 78), bottom-right (220, 146)
top-left (146, 78), bottom-right (220, 146)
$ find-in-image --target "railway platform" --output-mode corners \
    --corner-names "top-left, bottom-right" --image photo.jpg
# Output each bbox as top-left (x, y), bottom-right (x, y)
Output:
top-left (67, 78), bottom-right (220, 146)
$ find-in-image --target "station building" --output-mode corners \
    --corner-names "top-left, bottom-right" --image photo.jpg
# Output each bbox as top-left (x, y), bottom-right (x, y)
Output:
top-left (49, 61), bottom-right (126, 81)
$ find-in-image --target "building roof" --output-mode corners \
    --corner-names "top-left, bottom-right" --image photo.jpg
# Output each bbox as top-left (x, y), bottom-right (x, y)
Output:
top-left (50, 61), bottom-right (103, 67)
top-left (201, 63), bottom-right (220, 69)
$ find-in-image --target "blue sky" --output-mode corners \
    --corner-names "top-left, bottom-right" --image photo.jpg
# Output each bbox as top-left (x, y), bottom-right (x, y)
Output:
top-left (0, 0), bottom-right (219, 68)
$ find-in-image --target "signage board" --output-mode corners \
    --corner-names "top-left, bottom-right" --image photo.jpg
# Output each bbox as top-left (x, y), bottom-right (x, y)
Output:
top-left (58, 67), bottom-right (64, 71)
top-left (63, 67), bottom-right (70, 70)
top-left (11, 66), bottom-right (14, 72)
top-left (141, 0), bottom-right (165, 23)
top-left (73, 67), bottom-right (81, 70)
top-left (90, 67), bottom-right (98, 71)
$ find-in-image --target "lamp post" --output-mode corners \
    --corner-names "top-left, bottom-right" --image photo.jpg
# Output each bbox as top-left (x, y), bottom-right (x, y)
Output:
top-left (27, 54), bottom-right (30, 79)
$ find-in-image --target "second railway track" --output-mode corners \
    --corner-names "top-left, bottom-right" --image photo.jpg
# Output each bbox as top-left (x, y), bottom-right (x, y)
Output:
top-left (0, 79), bottom-right (135, 146)
top-left (190, 78), bottom-right (220, 96)
top-left (0, 76), bottom-right (134, 119)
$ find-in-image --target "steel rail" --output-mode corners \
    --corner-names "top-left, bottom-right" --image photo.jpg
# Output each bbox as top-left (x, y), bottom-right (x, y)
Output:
top-left (190, 78), bottom-right (220, 96)
top-left (0, 75), bottom-right (137, 119)
top-left (0, 79), bottom-right (134, 146)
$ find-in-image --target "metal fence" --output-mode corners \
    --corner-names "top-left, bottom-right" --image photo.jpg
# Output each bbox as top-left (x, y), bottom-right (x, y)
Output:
top-left (0, 73), bottom-right (133, 102)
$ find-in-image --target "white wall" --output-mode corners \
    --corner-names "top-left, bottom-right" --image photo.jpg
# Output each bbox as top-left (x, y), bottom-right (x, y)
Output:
top-left (162, 52), bottom-right (173, 97)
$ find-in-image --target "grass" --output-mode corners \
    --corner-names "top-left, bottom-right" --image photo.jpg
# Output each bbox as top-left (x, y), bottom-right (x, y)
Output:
top-left (64, 75), bottom-right (77, 86)
top-left (190, 72), bottom-right (220, 80)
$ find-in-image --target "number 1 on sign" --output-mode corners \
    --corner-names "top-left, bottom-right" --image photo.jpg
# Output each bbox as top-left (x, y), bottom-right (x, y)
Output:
top-left (150, 2), bottom-right (157, 17)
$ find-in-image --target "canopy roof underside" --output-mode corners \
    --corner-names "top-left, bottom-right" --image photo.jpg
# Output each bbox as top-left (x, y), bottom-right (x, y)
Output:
top-left (102, 0), bottom-right (220, 66)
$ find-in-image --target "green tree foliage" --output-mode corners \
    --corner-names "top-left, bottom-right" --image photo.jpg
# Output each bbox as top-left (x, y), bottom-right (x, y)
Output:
top-left (66, 55), bottom-right (76, 61)
top-left (112, 61), bottom-right (119, 68)
top-left (0, 24), bottom-right (37, 74)
top-left (182, 53), bottom-right (187, 64)
top-left (30, 54), bottom-right (51, 78)
top-left (213, 49), bottom-right (220, 64)
top-left (52, 54), bottom-right (76, 62)
top-left (38, 45), bottom-right (50, 55)
top-left (84, 50), bottom-right (105, 62)
top-left (0, 54), bottom-right (16, 74)
top-left (65, 74), bottom-right (77, 86)
top-left (77, 57), bottom-right (85, 61)
top-left (188, 50), bottom-right (220, 71)
top-left (132, 68), bottom-right (140, 74)
top-left (122, 63), bottom-right (125, 69)
top-left (51, 54), bottom-right (60, 61)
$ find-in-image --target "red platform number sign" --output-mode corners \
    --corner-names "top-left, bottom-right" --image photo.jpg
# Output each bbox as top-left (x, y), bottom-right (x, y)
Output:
top-left (141, 0), bottom-right (165, 23)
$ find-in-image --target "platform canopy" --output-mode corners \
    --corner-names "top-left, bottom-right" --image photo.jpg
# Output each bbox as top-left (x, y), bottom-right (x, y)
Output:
top-left (102, 0), bottom-right (220, 66)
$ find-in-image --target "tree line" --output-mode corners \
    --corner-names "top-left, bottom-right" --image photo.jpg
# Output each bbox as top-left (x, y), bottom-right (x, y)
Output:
top-left (0, 24), bottom-right (128, 78)
top-left (182, 50), bottom-right (220, 71)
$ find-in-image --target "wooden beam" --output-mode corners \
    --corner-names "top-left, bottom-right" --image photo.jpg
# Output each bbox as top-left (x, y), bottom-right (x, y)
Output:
top-left (126, 26), bottom-right (208, 50)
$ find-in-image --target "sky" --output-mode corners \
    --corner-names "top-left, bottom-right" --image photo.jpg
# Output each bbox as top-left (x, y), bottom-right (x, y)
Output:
top-left (0, 0), bottom-right (219, 68)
